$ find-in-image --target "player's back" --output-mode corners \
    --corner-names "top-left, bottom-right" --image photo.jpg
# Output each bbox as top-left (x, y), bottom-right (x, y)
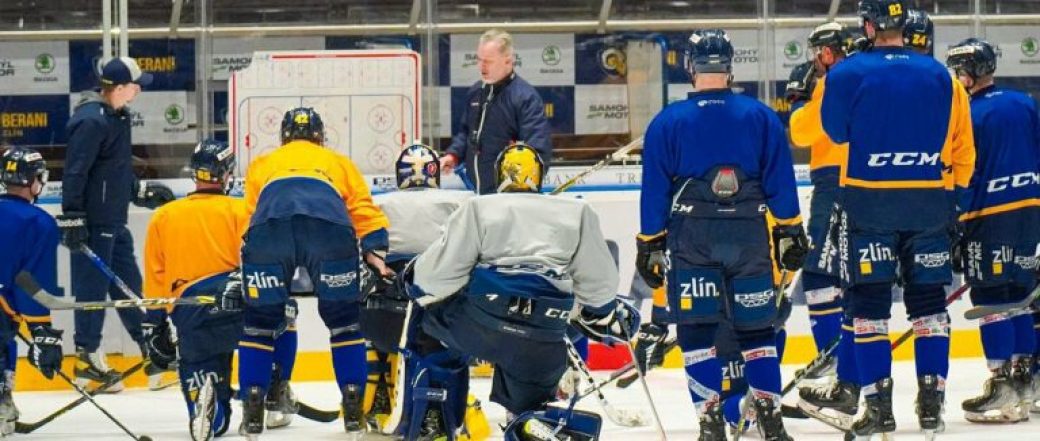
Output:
top-left (822, 47), bottom-right (973, 230)
top-left (0, 196), bottom-right (55, 288)
top-left (375, 189), bottom-right (473, 258)
top-left (144, 192), bottom-right (249, 298)
top-left (962, 86), bottom-right (1040, 222)
top-left (651, 90), bottom-right (782, 182)
top-left (468, 194), bottom-right (590, 272)
top-left (245, 140), bottom-right (358, 227)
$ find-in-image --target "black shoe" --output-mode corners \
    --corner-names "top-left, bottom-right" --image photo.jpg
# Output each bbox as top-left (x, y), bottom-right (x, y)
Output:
top-left (239, 386), bottom-right (265, 437)
top-left (916, 375), bottom-right (945, 432)
top-left (342, 384), bottom-right (365, 434)
top-left (753, 397), bottom-right (794, 441)
top-left (850, 378), bottom-right (896, 439)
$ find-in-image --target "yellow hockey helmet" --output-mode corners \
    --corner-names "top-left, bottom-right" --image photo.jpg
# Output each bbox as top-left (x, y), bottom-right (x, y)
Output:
top-left (495, 142), bottom-right (544, 193)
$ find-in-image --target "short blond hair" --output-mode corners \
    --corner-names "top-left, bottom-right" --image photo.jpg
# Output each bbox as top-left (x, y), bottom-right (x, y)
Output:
top-left (479, 29), bottom-right (514, 56)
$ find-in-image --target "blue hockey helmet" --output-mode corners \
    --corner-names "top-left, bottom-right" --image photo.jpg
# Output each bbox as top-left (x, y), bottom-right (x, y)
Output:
top-left (1, 146), bottom-right (48, 189)
top-left (844, 27), bottom-right (872, 56)
top-left (685, 29), bottom-right (734, 76)
top-left (395, 143), bottom-right (441, 190)
top-left (858, 0), bottom-right (908, 32)
top-left (946, 38), bottom-right (998, 80)
top-left (903, 9), bottom-right (934, 54)
top-left (189, 139), bottom-right (236, 185)
top-left (280, 107), bottom-right (325, 145)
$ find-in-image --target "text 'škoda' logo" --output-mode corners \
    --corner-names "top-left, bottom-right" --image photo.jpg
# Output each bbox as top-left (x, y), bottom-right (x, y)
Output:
top-left (542, 46), bottom-right (562, 66)
top-left (165, 104), bottom-right (185, 125)
top-left (1022, 37), bottom-right (1039, 57)
top-left (35, 54), bottom-right (55, 74)
top-left (783, 41), bottom-right (802, 61)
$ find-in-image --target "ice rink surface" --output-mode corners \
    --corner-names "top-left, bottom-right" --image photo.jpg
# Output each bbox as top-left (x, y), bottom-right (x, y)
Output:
top-left (11, 358), bottom-right (1040, 440)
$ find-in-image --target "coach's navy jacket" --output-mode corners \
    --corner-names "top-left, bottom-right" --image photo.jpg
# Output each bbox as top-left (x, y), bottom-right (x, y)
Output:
top-left (63, 91), bottom-right (135, 226)
top-left (446, 73), bottom-right (553, 194)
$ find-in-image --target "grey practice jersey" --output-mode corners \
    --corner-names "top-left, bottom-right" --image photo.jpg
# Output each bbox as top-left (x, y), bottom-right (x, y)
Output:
top-left (375, 189), bottom-right (474, 257)
top-left (413, 193), bottom-right (618, 309)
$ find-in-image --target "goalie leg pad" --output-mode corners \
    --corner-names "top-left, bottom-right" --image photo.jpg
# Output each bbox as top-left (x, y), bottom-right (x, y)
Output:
top-left (503, 406), bottom-right (602, 441)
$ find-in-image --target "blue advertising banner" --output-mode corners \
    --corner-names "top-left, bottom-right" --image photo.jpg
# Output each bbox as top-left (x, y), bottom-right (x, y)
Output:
top-left (69, 39), bottom-right (196, 92)
top-left (0, 95), bottom-right (70, 145)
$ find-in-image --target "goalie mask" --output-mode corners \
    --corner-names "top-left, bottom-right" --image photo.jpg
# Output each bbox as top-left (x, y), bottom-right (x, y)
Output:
top-left (396, 143), bottom-right (441, 190)
top-left (495, 142), bottom-right (545, 193)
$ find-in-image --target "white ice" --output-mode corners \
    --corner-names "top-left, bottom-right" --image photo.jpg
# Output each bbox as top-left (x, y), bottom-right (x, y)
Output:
top-left (11, 358), bottom-right (1040, 440)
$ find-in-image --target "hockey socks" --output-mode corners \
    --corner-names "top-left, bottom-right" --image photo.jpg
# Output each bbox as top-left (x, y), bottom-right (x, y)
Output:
top-left (854, 318), bottom-right (892, 391)
top-left (836, 318), bottom-right (859, 384)
top-left (238, 336), bottom-right (276, 395)
top-left (742, 343), bottom-right (782, 401)
top-left (804, 282), bottom-right (843, 356)
top-left (912, 313), bottom-right (950, 383)
top-left (273, 328), bottom-right (298, 380)
top-left (330, 331), bottom-right (367, 393)
top-left (979, 313), bottom-right (1014, 370)
top-left (683, 347), bottom-right (722, 413)
top-left (1010, 309), bottom-right (1037, 359)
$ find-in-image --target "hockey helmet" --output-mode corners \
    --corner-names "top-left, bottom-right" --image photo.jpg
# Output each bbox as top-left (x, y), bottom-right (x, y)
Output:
top-left (858, 0), bottom-right (908, 32)
top-left (495, 142), bottom-right (544, 193)
top-left (396, 143), bottom-right (441, 190)
top-left (685, 29), bottom-right (734, 76)
top-left (280, 107), bottom-right (325, 145)
top-left (189, 139), bottom-right (236, 186)
top-left (1, 147), bottom-right (48, 190)
top-left (947, 38), bottom-right (998, 80)
top-left (903, 9), bottom-right (934, 55)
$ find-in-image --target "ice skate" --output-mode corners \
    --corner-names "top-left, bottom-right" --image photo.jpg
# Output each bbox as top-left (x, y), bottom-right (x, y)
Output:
top-left (962, 365), bottom-right (1022, 423)
top-left (699, 403), bottom-right (727, 441)
top-left (342, 384), bottom-right (366, 439)
top-left (239, 386), bottom-right (265, 440)
top-left (797, 379), bottom-right (859, 430)
top-left (1011, 356), bottom-right (1035, 421)
top-left (849, 378), bottom-right (896, 441)
top-left (190, 376), bottom-right (216, 441)
top-left (753, 396), bottom-right (794, 441)
top-left (264, 367), bottom-right (298, 429)
top-left (0, 383), bottom-right (17, 436)
top-left (73, 347), bottom-right (124, 393)
top-left (916, 375), bottom-right (945, 439)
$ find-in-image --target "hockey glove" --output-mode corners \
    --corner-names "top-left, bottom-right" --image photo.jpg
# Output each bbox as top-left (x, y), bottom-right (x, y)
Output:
top-left (29, 324), bottom-right (64, 379)
top-left (216, 271), bottom-right (244, 312)
top-left (55, 211), bottom-right (89, 250)
top-left (633, 322), bottom-right (673, 372)
top-left (636, 234), bottom-right (668, 289)
top-left (132, 179), bottom-right (176, 209)
top-left (785, 61), bottom-right (817, 104)
top-left (575, 300), bottom-right (641, 344)
top-left (142, 319), bottom-right (177, 370)
top-left (773, 226), bottom-right (809, 271)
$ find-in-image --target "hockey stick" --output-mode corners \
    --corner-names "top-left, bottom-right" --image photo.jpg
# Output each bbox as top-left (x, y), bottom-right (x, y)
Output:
top-left (15, 361), bottom-right (146, 434)
top-left (228, 387), bottom-right (342, 423)
top-left (16, 271), bottom-right (214, 311)
top-left (615, 336), bottom-right (677, 389)
top-left (548, 137), bottom-right (643, 195)
top-left (16, 334), bottom-right (152, 440)
top-left (77, 244), bottom-right (143, 301)
top-left (617, 326), bottom-right (668, 440)
top-left (963, 283), bottom-right (1040, 320)
top-left (564, 338), bottom-right (651, 427)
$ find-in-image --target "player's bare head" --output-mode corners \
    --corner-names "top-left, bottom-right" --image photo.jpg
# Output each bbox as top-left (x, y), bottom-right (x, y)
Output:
top-left (808, 23), bottom-right (849, 71)
top-left (947, 38), bottom-right (998, 92)
top-left (396, 143), bottom-right (441, 190)
top-left (685, 29), bottom-right (734, 88)
top-left (858, 0), bottom-right (907, 45)
top-left (280, 107), bottom-right (326, 146)
top-left (190, 139), bottom-right (236, 193)
top-left (495, 142), bottom-right (544, 193)
top-left (1, 146), bottom-right (48, 200)
top-left (477, 29), bottom-right (516, 84)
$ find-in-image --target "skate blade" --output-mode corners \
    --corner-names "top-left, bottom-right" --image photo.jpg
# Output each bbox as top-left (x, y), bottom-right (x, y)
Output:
top-left (796, 401), bottom-right (854, 431)
top-left (964, 407), bottom-right (1025, 424)
top-left (1, 420), bottom-right (14, 436)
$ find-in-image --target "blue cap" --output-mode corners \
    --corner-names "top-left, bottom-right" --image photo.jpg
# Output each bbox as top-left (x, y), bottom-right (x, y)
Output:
top-left (100, 57), bottom-right (153, 87)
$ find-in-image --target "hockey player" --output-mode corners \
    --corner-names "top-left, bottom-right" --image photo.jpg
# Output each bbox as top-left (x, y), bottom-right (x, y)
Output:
top-left (903, 9), bottom-right (934, 56)
top-left (360, 143), bottom-right (474, 430)
top-left (818, 1), bottom-right (975, 438)
top-left (946, 38), bottom-right (1040, 424)
top-left (637, 29), bottom-right (807, 440)
top-left (234, 107), bottom-right (391, 439)
top-left (396, 142), bottom-right (631, 440)
top-left (142, 140), bottom-right (300, 439)
top-left (0, 147), bottom-right (65, 435)
top-left (786, 23), bottom-right (863, 430)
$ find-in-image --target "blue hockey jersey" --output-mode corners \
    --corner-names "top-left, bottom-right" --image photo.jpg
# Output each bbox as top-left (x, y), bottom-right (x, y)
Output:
top-left (820, 46), bottom-right (975, 230)
top-left (959, 85), bottom-right (1040, 221)
top-left (0, 195), bottom-right (59, 323)
top-left (640, 89), bottom-right (802, 237)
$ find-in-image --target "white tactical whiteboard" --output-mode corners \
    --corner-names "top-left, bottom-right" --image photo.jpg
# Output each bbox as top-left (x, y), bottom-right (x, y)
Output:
top-left (229, 50), bottom-right (421, 175)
